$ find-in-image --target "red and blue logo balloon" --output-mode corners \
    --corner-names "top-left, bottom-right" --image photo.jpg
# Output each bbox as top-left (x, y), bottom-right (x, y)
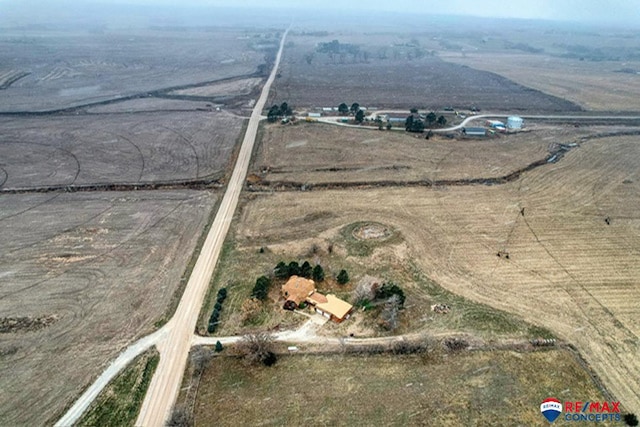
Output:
top-left (541, 398), bottom-right (563, 423)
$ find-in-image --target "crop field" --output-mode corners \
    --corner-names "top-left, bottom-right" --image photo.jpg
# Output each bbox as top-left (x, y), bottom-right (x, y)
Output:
top-left (0, 190), bottom-right (217, 425)
top-left (84, 98), bottom-right (223, 114)
top-left (440, 53), bottom-right (640, 112)
top-left (270, 34), bottom-right (580, 112)
top-left (0, 29), bottom-right (267, 112)
top-left (234, 132), bottom-right (640, 412)
top-left (192, 350), bottom-right (611, 426)
top-left (169, 77), bottom-right (262, 98)
top-left (0, 111), bottom-right (244, 189)
top-left (251, 122), bottom-right (600, 185)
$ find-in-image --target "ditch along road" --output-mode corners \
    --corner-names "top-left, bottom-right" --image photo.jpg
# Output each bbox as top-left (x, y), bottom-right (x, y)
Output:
top-left (55, 28), bottom-right (290, 427)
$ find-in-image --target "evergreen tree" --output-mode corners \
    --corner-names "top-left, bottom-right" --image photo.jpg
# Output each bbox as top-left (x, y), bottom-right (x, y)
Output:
top-left (312, 264), bottom-right (325, 282)
top-left (300, 261), bottom-right (312, 278)
top-left (274, 261), bottom-right (289, 279)
top-left (337, 269), bottom-right (350, 285)
top-left (287, 261), bottom-right (301, 277)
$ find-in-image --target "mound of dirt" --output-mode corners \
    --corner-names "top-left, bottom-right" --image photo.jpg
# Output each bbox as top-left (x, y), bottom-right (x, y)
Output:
top-left (352, 223), bottom-right (392, 241)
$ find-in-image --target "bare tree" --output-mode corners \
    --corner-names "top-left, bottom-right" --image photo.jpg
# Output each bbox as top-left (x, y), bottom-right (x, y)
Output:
top-left (237, 333), bottom-right (277, 366)
top-left (353, 275), bottom-right (381, 305)
top-left (190, 346), bottom-right (213, 375)
top-left (380, 295), bottom-right (401, 330)
top-left (166, 405), bottom-right (192, 427)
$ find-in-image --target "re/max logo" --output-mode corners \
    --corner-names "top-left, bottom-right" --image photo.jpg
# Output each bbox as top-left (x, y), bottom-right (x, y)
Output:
top-left (564, 401), bottom-right (621, 413)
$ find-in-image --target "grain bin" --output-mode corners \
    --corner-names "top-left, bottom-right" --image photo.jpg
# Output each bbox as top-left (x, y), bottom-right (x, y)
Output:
top-left (507, 116), bottom-right (523, 129)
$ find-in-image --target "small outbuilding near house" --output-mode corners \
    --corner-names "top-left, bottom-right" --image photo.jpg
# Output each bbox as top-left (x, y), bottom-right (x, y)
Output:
top-left (462, 127), bottom-right (486, 136)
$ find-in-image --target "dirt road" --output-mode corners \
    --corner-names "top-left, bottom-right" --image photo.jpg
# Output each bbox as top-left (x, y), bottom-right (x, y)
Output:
top-left (132, 28), bottom-right (289, 427)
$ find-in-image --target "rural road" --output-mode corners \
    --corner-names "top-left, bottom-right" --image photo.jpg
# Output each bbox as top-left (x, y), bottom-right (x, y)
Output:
top-left (134, 27), bottom-right (290, 427)
top-left (55, 328), bottom-right (167, 426)
top-left (57, 27), bottom-right (290, 427)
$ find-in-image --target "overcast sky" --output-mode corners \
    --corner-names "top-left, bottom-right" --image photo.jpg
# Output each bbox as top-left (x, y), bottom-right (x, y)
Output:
top-left (1, 0), bottom-right (638, 28)
top-left (94, 0), bottom-right (639, 25)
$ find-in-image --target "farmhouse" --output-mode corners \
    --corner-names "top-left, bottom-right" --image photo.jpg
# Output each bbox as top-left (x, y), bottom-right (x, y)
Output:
top-left (281, 275), bottom-right (353, 322)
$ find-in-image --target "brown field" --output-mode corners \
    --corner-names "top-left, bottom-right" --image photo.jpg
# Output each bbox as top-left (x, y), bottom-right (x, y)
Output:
top-left (85, 98), bottom-right (223, 114)
top-left (170, 77), bottom-right (262, 97)
top-left (0, 111), bottom-right (244, 189)
top-left (440, 53), bottom-right (640, 112)
top-left (192, 350), bottom-right (612, 426)
top-left (0, 190), bottom-right (217, 425)
top-left (252, 122), bottom-right (599, 185)
top-left (270, 34), bottom-right (580, 112)
top-left (234, 132), bottom-right (640, 412)
top-left (0, 29), bottom-right (266, 112)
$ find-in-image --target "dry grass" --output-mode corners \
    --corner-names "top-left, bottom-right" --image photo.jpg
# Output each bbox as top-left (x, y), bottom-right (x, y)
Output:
top-left (252, 122), bottom-right (587, 185)
top-left (77, 348), bottom-right (159, 427)
top-left (170, 77), bottom-right (262, 97)
top-left (235, 132), bottom-right (640, 412)
top-left (440, 52), bottom-right (640, 111)
top-left (193, 350), bottom-right (612, 426)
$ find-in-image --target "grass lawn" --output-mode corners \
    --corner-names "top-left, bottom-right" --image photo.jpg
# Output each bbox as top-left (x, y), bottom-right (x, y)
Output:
top-left (193, 349), bottom-right (613, 426)
top-left (77, 348), bottom-right (159, 427)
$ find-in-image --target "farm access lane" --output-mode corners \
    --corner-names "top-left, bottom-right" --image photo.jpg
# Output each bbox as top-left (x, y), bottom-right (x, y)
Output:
top-left (314, 111), bottom-right (640, 132)
top-left (133, 27), bottom-right (290, 427)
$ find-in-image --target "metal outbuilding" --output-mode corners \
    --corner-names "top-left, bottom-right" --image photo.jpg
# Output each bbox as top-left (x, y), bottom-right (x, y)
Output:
top-left (507, 116), bottom-right (524, 129)
top-left (463, 127), bottom-right (486, 136)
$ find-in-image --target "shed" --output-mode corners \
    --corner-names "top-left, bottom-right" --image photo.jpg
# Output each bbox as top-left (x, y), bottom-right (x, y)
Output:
top-left (463, 127), bottom-right (486, 136)
top-left (307, 112), bottom-right (322, 118)
top-left (507, 116), bottom-right (524, 129)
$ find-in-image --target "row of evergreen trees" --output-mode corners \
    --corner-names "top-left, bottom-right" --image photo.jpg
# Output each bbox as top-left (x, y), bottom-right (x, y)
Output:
top-left (207, 287), bottom-right (228, 333)
top-left (274, 260), bottom-right (349, 285)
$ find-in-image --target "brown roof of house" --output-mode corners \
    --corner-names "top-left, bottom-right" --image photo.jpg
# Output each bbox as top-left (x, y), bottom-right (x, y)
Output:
top-left (281, 275), bottom-right (315, 305)
top-left (315, 294), bottom-right (353, 320)
top-left (306, 291), bottom-right (328, 305)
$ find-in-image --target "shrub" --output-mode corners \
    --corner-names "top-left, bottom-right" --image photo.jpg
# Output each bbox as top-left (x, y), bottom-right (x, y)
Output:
top-left (337, 269), bottom-right (350, 285)
top-left (443, 337), bottom-right (469, 352)
top-left (624, 413), bottom-right (639, 426)
top-left (376, 282), bottom-right (405, 307)
top-left (214, 302), bottom-right (222, 312)
top-left (215, 341), bottom-right (224, 352)
top-left (167, 406), bottom-right (192, 427)
top-left (241, 298), bottom-right (262, 323)
top-left (238, 333), bottom-right (277, 366)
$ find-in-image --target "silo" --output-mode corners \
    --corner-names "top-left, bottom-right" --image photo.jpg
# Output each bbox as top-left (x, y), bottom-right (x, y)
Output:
top-left (507, 116), bottom-right (523, 129)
